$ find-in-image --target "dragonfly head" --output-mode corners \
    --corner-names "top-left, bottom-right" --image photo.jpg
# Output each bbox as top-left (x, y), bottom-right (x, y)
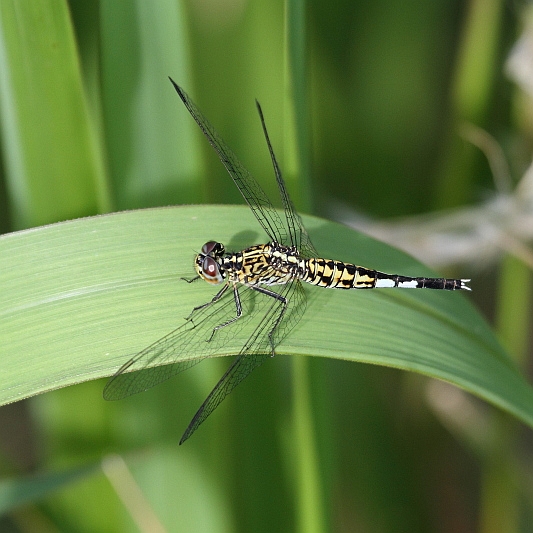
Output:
top-left (195, 241), bottom-right (226, 284)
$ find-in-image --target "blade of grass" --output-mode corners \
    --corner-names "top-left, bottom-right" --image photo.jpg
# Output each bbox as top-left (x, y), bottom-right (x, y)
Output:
top-left (0, 205), bottom-right (531, 435)
top-left (434, 0), bottom-right (505, 208)
top-left (284, 0), bottom-right (312, 214)
top-left (478, 255), bottom-right (532, 533)
top-left (285, 1), bottom-right (326, 532)
top-left (99, 0), bottom-right (201, 209)
top-left (0, 0), bottom-right (107, 228)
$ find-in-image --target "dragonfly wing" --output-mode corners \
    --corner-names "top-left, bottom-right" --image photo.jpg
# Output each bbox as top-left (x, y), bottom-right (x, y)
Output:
top-left (104, 353), bottom-right (201, 401)
top-left (179, 352), bottom-right (268, 444)
top-left (179, 280), bottom-right (307, 443)
top-left (254, 101), bottom-right (319, 258)
top-left (103, 284), bottom-right (261, 401)
top-left (169, 78), bottom-right (287, 245)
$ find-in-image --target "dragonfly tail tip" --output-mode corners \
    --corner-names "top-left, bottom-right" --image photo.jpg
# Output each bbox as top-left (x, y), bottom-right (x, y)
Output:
top-left (461, 279), bottom-right (471, 291)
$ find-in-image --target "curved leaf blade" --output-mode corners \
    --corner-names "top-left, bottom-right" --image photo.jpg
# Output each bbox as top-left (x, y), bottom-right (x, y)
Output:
top-left (0, 205), bottom-right (531, 429)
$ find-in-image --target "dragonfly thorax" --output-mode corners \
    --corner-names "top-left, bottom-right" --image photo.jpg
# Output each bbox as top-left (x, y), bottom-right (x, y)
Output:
top-left (268, 242), bottom-right (304, 277)
top-left (220, 241), bottom-right (305, 287)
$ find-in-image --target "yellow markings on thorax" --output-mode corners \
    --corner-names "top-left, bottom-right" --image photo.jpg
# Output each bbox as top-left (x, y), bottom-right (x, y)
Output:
top-left (228, 245), bottom-right (270, 285)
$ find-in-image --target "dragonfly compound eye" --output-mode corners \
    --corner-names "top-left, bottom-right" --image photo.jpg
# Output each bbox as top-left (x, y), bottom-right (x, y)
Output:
top-left (201, 241), bottom-right (217, 254)
top-left (201, 241), bottom-right (225, 256)
top-left (201, 256), bottom-right (223, 283)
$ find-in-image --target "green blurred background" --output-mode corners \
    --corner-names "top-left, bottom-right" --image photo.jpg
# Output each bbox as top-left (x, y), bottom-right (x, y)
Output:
top-left (0, 0), bottom-right (532, 532)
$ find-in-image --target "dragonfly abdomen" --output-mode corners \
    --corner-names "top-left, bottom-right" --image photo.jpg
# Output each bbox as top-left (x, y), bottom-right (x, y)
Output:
top-left (303, 258), bottom-right (470, 291)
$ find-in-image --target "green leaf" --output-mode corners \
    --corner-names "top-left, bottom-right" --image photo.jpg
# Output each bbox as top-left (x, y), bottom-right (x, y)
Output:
top-left (0, 0), bottom-right (107, 228)
top-left (99, 0), bottom-right (201, 209)
top-left (1, 205), bottom-right (531, 430)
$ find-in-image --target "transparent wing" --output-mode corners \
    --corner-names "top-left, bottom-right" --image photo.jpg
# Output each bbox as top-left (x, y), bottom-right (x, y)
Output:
top-left (179, 279), bottom-right (307, 444)
top-left (254, 101), bottom-right (319, 258)
top-left (119, 82), bottom-right (313, 442)
top-left (169, 78), bottom-right (287, 245)
top-left (103, 284), bottom-right (261, 401)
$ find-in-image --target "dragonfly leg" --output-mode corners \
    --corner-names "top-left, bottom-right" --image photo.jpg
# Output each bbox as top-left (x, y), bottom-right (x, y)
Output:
top-left (207, 284), bottom-right (242, 341)
top-left (181, 275), bottom-right (200, 283)
top-left (251, 286), bottom-right (288, 356)
top-left (185, 282), bottom-right (230, 321)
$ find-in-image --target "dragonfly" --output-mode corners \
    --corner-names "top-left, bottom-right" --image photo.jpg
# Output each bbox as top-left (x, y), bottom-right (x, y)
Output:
top-left (104, 78), bottom-right (471, 444)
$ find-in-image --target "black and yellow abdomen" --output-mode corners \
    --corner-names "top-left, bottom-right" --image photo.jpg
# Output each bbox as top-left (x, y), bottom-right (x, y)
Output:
top-left (303, 257), bottom-right (468, 291)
